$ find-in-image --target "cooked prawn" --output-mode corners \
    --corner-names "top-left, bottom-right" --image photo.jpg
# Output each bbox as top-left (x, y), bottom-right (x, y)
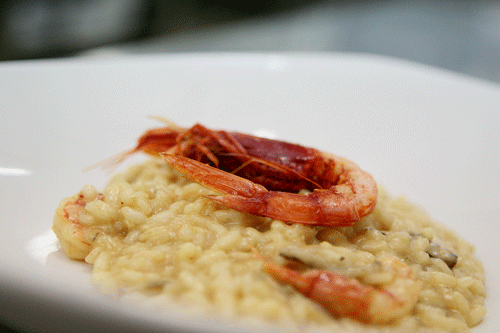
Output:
top-left (53, 195), bottom-right (93, 259)
top-left (52, 186), bottom-right (110, 260)
top-left (254, 248), bottom-right (422, 324)
top-left (163, 152), bottom-right (376, 227)
top-left (102, 121), bottom-right (378, 227)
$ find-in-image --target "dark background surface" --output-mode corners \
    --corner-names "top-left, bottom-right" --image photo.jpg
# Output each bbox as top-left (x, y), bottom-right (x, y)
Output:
top-left (2, 0), bottom-right (500, 83)
top-left (1, 0), bottom-right (321, 60)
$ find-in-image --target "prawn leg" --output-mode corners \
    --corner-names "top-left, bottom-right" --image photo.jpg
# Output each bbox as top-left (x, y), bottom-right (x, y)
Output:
top-left (162, 153), bottom-right (267, 197)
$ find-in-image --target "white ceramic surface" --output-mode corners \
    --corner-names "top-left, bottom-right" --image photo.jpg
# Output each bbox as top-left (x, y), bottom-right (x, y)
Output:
top-left (0, 53), bottom-right (498, 332)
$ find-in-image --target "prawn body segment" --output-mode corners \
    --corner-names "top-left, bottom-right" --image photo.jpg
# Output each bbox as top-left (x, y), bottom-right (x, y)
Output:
top-left (211, 191), bottom-right (360, 226)
top-left (114, 122), bottom-right (378, 226)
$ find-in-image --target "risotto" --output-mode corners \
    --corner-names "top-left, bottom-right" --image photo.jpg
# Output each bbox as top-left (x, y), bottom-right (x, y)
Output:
top-left (52, 158), bottom-right (486, 332)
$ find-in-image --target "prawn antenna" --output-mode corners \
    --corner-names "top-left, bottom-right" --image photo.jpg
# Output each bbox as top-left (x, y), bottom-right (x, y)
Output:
top-left (82, 148), bottom-right (137, 174)
top-left (147, 115), bottom-right (182, 130)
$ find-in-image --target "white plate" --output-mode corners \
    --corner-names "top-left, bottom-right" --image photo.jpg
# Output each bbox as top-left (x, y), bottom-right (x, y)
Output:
top-left (1, 53), bottom-right (499, 332)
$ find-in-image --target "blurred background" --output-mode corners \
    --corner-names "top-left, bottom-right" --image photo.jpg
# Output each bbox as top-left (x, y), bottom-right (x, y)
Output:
top-left (1, 0), bottom-right (500, 83)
